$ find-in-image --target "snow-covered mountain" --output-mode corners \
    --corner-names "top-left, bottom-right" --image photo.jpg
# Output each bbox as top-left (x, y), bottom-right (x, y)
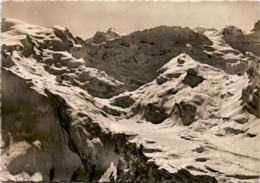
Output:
top-left (85, 27), bottom-right (122, 44)
top-left (1, 18), bottom-right (260, 182)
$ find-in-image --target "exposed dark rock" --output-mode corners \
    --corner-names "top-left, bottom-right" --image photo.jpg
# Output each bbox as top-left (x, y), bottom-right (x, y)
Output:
top-left (110, 95), bottom-right (135, 108)
top-left (186, 166), bottom-right (208, 173)
top-left (156, 73), bottom-right (181, 85)
top-left (1, 18), bottom-right (15, 32)
top-left (131, 104), bottom-right (142, 116)
top-left (226, 174), bottom-right (259, 180)
top-left (205, 166), bottom-right (222, 174)
top-left (182, 68), bottom-right (205, 88)
top-left (143, 103), bottom-right (169, 124)
top-left (177, 58), bottom-right (185, 64)
top-left (223, 24), bottom-right (260, 56)
top-left (166, 72), bottom-right (182, 78)
top-left (194, 147), bottom-right (205, 153)
top-left (52, 26), bottom-right (75, 51)
top-left (234, 118), bottom-right (248, 124)
top-left (21, 36), bottom-right (34, 57)
top-left (143, 147), bottom-right (163, 153)
top-left (81, 78), bottom-right (125, 99)
top-left (252, 20), bottom-right (260, 31)
top-left (70, 168), bottom-right (80, 181)
top-left (242, 54), bottom-right (260, 118)
top-left (2, 70), bottom-right (86, 181)
top-left (247, 133), bottom-right (256, 138)
top-left (204, 45), bottom-right (216, 52)
top-left (156, 76), bottom-right (168, 85)
top-left (102, 106), bottom-right (123, 116)
top-left (166, 88), bottom-right (179, 95)
top-left (1, 54), bottom-right (16, 68)
top-left (173, 102), bottom-right (197, 126)
top-left (224, 127), bottom-right (245, 135)
top-left (195, 158), bottom-right (208, 162)
top-left (49, 167), bottom-right (55, 181)
top-left (113, 135), bottom-right (217, 183)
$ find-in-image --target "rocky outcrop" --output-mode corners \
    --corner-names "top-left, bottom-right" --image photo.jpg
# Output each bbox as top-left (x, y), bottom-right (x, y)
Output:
top-left (110, 95), bottom-right (135, 108)
top-left (142, 103), bottom-right (169, 124)
top-left (114, 139), bottom-right (217, 183)
top-left (52, 25), bottom-right (84, 51)
top-left (182, 68), bottom-right (205, 88)
top-left (242, 53), bottom-right (260, 118)
top-left (223, 22), bottom-right (260, 56)
top-left (44, 51), bottom-right (124, 98)
top-left (173, 102), bottom-right (197, 126)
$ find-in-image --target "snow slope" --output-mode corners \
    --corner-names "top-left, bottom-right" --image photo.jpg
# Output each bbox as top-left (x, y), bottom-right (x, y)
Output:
top-left (106, 54), bottom-right (260, 182)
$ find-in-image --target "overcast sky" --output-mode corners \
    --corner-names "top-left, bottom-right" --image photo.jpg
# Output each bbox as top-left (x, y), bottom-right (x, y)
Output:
top-left (2, 1), bottom-right (260, 39)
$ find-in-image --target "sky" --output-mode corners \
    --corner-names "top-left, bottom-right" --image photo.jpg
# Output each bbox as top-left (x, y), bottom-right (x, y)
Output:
top-left (2, 1), bottom-right (260, 39)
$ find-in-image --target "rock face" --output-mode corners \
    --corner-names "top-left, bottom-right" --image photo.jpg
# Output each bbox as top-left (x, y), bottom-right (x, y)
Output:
top-left (252, 20), bottom-right (260, 31)
top-left (173, 102), bottom-right (197, 126)
top-left (142, 103), bottom-right (169, 124)
top-left (242, 53), bottom-right (260, 118)
top-left (223, 25), bottom-right (260, 56)
top-left (2, 70), bottom-right (86, 181)
top-left (1, 18), bottom-right (260, 183)
top-left (110, 95), bottom-right (135, 108)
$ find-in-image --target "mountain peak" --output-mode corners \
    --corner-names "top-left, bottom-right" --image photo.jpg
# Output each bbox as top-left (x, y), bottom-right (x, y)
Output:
top-left (92, 28), bottom-right (121, 44)
top-left (106, 27), bottom-right (120, 34)
top-left (252, 20), bottom-right (260, 31)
